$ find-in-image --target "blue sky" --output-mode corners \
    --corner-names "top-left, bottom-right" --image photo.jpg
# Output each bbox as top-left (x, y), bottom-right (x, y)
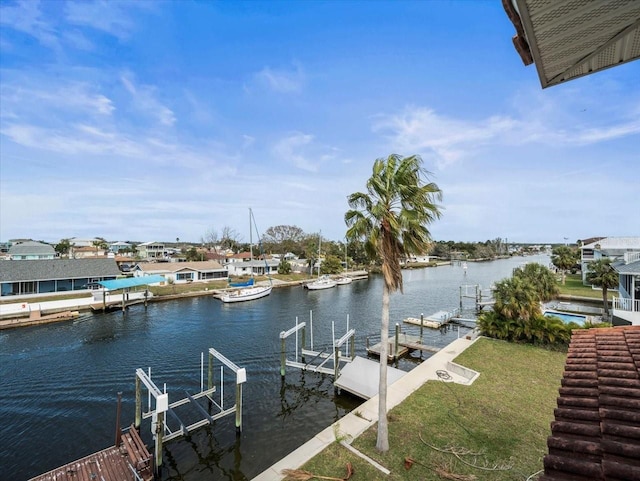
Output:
top-left (1, 0), bottom-right (638, 245)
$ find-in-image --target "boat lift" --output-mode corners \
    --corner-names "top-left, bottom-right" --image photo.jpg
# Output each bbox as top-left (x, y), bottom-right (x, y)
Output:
top-left (279, 310), bottom-right (356, 381)
top-left (459, 284), bottom-right (495, 312)
top-left (134, 348), bottom-right (246, 475)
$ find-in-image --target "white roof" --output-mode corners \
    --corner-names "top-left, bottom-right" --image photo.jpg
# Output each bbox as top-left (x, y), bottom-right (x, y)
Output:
top-left (582, 237), bottom-right (640, 250)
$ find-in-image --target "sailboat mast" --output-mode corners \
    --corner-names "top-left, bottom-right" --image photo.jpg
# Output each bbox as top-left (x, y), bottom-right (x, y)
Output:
top-left (318, 230), bottom-right (321, 278)
top-left (249, 208), bottom-right (253, 274)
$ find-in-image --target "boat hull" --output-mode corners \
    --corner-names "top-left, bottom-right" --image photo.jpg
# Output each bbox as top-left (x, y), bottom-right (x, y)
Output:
top-left (219, 285), bottom-right (272, 303)
top-left (305, 278), bottom-right (337, 290)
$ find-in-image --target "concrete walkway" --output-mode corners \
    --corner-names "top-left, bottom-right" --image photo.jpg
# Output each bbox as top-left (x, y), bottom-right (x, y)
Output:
top-left (251, 333), bottom-right (481, 481)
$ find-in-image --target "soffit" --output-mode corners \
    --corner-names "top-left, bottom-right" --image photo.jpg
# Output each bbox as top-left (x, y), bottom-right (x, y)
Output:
top-left (509, 0), bottom-right (640, 88)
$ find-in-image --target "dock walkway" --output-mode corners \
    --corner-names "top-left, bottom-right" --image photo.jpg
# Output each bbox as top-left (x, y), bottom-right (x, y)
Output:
top-left (366, 333), bottom-right (440, 360)
top-left (30, 428), bottom-right (153, 481)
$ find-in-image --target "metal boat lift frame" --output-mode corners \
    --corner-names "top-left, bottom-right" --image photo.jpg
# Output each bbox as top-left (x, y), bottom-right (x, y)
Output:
top-left (134, 348), bottom-right (246, 475)
top-left (279, 310), bottom-right (356, 381)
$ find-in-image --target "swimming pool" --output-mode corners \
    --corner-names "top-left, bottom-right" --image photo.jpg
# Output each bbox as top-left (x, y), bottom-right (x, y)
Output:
top-left (543, 310), bottom-right (587, 325)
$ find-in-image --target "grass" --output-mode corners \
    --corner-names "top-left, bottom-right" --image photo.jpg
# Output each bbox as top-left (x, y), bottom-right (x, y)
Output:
top-left (556, 273), bottom-right (613, 300)
top-left (288, 338), bottom-right (566, 481)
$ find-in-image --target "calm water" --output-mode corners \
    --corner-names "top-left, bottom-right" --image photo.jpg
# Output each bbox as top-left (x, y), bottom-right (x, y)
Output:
top-left (0, 255), bottom-right (548, 480)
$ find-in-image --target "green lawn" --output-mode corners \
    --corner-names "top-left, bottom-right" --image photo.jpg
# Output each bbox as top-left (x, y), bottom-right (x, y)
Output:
top-left (291, 338), bottom-right (566, 481)
top-left (556, 273), bottom-right (613, 300)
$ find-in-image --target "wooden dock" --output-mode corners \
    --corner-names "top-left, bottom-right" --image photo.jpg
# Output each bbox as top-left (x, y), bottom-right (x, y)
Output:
top-left (366, 333), bottom-right (439, 360)
top-left (403, 309), bottom-right (460, 329)
top-left (30, 427), bottom-right (153, 481)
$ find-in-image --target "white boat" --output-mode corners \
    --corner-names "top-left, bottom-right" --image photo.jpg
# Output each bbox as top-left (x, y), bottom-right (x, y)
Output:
top-left (305, 232), bottom-right (337, 290)
top-left (220, 284), bottom-right (272, 302)
top-left (219, 208), bottom-right (272, 303)
top-left (336, 276), bottom-right (353, 285)
top-left (305, 275), bottom-right (337, 290)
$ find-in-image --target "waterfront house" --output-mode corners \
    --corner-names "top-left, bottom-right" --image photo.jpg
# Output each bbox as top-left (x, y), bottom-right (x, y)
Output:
top-left (71, 246), bottom-right (107, 258)
top-left (136, 241), bottom-right (168, 260)
top-left (109, 241), bottom-right (132, 253)
top-left (8, 241), bottom-right (56, 260)
top-left (226, 259), bottom-right (279, 277)
top-left (133, 260), bottom-right (227, 284)
top-left (0, 258), bottom-right (121, 297)
top-left (580, 237), bottom-right (640, 284)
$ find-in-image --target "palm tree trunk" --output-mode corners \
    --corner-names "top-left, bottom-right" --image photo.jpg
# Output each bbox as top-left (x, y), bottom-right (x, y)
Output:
top-left (602, 287), bottom-right (609, 316)
top-left (376, 283), bottom-right (390, 452)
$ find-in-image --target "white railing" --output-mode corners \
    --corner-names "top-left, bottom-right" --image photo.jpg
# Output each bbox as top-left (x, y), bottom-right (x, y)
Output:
top-left (613, 297), bottom-right (640, 312)
top-left (623, 251), bottom-right (640, 264)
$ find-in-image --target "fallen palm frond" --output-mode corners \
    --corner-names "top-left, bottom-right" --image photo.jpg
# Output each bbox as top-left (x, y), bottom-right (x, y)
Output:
top-left (281, 462), bottom-right (353, 481)
top-left (419, 432), bottom-right (513, 472)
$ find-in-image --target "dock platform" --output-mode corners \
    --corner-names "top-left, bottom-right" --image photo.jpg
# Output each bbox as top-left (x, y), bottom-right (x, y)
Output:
top-left (366, 333), bottom-right (440, 360)
top-left (334, 356), bottom-right (406, 399)
top-left (404, 309), bottom-right (459, 329)
top-left (30, 428), bottom-right (153, 481)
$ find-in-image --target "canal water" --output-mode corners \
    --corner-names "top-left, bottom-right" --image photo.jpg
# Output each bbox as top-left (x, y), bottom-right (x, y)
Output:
top-left (0, 255), bottom-right (549, 480)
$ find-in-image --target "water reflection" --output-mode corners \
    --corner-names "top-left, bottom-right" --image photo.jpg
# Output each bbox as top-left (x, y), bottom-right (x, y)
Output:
top-left (0, 255), bottom-right (549, 480)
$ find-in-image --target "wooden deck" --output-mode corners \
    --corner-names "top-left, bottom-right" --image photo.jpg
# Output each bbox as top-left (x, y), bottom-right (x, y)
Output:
top-left (30, 428), bottom-right (153, 481)
top-left (367, 333), bottom-right (440, 360)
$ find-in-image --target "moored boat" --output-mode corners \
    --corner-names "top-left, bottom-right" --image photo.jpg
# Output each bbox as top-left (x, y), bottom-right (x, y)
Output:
top-left (220, 284), bottom-right (272, 302)
top-left (218, 208), bottom-right (272, 303)
top-left (335, 276), bottom-right (353, 285)
top-left (305, 275), bottom-right (337, 290)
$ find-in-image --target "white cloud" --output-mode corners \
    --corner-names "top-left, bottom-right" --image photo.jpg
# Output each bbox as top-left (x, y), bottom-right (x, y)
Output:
top-left (272, 132), bottom-right (318, 172)
top-left (1, 81), bottom-right (114, 117)
top-left (254, 64), bottom-right (305, 93)
top-left (0, 0), bottom-right (59, 49)
top-left (373, 101), bottom-right (640, 169)
top-left (65, 0), bottom-right (138, 40)
top-left (121, 74), bottom-right (176, 126)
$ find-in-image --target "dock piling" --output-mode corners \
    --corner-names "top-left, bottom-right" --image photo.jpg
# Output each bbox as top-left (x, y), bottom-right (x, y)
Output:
top-left (280, 335), bottom-right (286, 377)
top-left (154, 411), bottom-right (164, 475)
top-left (394, 323), bottom-right (400, 361)
top-left (135, 376), bottom-right (141, 430)
top-left (114, 392), bottom-right (122, 447)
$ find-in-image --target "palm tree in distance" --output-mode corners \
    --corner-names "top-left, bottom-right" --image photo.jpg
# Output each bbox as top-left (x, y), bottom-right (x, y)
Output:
top-left (345, 154), bottom-right (442, 452)
top-left (586, 258), bottom-right (618, 316)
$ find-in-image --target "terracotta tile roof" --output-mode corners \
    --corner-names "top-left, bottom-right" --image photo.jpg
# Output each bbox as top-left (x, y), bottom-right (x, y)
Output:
top-left (540, 326), bottom-right (640, 481)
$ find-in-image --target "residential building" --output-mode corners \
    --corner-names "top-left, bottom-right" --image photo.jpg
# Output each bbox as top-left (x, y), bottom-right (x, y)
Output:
top-left (71, 246), bottom-right (107, 259)
top-left (133, 260), bottom-right (227, 283)
top-left (580, 237), bottom-right (640, 284)
top-left (69, 237), bottom-right (101, 248)
top-left (0, 258), bottom-right (121, 297)
top-left (136, 242), bottom-right (167, 260)
top-left (226, 259), bottom-right (279, 277)
top-left (8, 241), bottom-right (56, 260)
top-left (612, 252), bottom-right (640, 326)
top-left (109, 241), bottom-right (132, 254)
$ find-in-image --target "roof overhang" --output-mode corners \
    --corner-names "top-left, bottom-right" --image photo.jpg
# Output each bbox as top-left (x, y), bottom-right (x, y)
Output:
top-left (504, 0), bottom-right (640, 88)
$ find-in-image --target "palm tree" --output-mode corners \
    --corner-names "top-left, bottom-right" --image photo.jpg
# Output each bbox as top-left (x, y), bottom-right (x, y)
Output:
top-left (513, 262), bottom-right (559, 301)
top-left (493, 277), bottom-right (541, 322)
top-left (345, 154), bottom-right (442, 452)
top-left (586, 258), bottom-right (618, 316)
top-left (551, 245), bottom-right (577, 285)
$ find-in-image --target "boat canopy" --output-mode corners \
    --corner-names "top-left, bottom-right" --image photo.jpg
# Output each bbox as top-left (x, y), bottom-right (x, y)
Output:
top-left (98, 275), bottom-right (166, 291)
top-left (229, 278), bottom-right (255, 287)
